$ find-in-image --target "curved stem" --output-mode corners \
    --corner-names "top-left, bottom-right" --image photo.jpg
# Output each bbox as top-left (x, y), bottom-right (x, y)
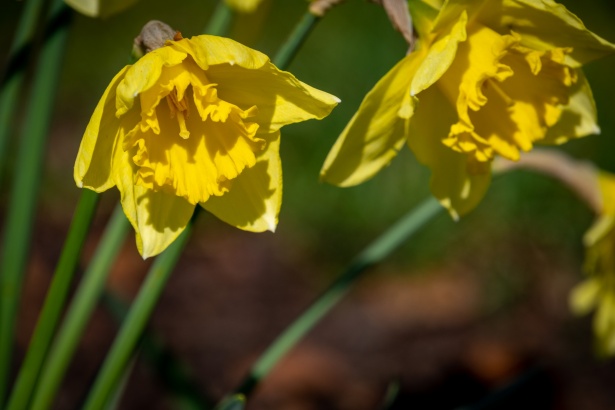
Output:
top-left (272, 12), bottom-right (319, 69)
top-left (0, 0), bottom-right (46, 185)
top-left (29, 204), bottom-right (130, 410)
top-left (82, 219), bottom-right (195, 410)
top-left (233, 198), bottom-right (443, 396)
top-left (5, 190), bottom-right (99, 410)
top-left (0, 1), bottom-right (71, 404)
top-left (203, 1), bottom-right (233, 35)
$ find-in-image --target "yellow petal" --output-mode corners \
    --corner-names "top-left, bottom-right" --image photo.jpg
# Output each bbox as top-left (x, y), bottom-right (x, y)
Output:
top-left (583, 172), bottom-right (615, 247)
top-left (478, 0), bottom-right (615, 66)
top-left (202, 132), bottom-right (282, 232)
top-left (584, 214), bottom-right (615, 248)
top-left (594, 292), bottom-right (615, 355)
top-left (408, 85), bottom-right (490, 217)
top-left (75, 66), bottom-right (132, 191)
top-left (129, 87), bottom-right (262, 205)
top-left (570, 278), bottom-right (601, 316)
top-left (207, 62), bottom-right (339, 133)
top-left (113, 149), bottom-right (195, 259)
top-left (431, 23), bottom-right (517, 165)
top-left (171, 36), bottom-right (270, 71)
top-left (320, 52), bottom-right (423, 187)
top-left (407, 0), bottom-right (440, 40)
top-left (598, 172), bottom-right (615, 216)
top-left (169, 36), bottom-right (339, 133)
top-left (410, 9), bottom-right (468, 97)
top-left (543, 71), bottom-right (600, 144)
top-left (116, 47), bottom-right (187, 117)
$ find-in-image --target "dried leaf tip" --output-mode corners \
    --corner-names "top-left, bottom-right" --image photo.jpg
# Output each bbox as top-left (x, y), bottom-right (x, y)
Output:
top-left (309, 0), bottom-right (346, 17)
top-left (371, 0), bottom-right (414, 48)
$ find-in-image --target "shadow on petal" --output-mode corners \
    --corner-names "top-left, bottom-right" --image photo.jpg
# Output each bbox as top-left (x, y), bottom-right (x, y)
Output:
top-left (202, 147), bottom-right (279, 232)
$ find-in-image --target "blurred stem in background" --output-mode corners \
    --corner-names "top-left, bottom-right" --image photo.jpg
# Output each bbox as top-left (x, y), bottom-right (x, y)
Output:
top-left (204, 0), bottom-right (233, 35)
top-left (102, 291), bottom-right (214, 409)
top-left (0, 0), bottom-right (72, 405)
top-left (5, 190), bottom-right (99, 410)
top-left (29, 204), bottom-right (130, 410)
top-left (0, 0), bottom-right (46, 186)
top-left (230, 197), bottom-right (443, 398)
top-left (104, 357), bottom-right (138, 410)
top-left (271, 11), bottom-right (318, 68)
top-left (82, 215), bottom-right (197, 410)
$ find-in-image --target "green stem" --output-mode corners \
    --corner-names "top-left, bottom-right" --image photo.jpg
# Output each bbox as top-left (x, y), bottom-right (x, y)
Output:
top-left (29, 204), bottom-right (130, 410)
top-left (82, 220), bottom-right (195, 410)
top-left (203, 1), bottom-right (233, 35)
top-left (0, 0), bottom-right (46, 184)
top-left (380, 380), bottom-right (400, 410)
top-left (214, 395), bottom-right (245, 410)
top-left (5, 190), bottom-right (99, 410)
top-left (234, 198), bottom-right (443, 395)
top-left (272, 12), bottom-right (319, 69)
top-left (103, 356), bottom-right (137, 410)
top-left (0, 0), bottom-right (71, 405)
top-left (101, 291), bottom-right (212, 409)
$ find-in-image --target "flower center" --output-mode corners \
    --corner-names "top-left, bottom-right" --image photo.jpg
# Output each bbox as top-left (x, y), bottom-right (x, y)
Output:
top-left (122, 61), bottom-right (263, 205)
top-left (437, 23), bottom-right (577, 167)
top-left (166, 89), bottom-right (190, 139)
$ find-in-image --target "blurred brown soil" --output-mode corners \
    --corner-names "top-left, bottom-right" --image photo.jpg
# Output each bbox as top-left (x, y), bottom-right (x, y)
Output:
top-left (9, 209), bottom-right (615, 410)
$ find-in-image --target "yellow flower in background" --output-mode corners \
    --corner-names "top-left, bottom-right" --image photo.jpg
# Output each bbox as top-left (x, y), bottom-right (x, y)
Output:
top-left (64, 0), bottom-right (139, 18)
top-left (570, 172), bottom-right (615, 355)
top-left (225, 0), bottom-right (263, 13)
top-left (75, 34), bottom-right (339, 258)
top-left (321, 0), bottom-right (614, 218)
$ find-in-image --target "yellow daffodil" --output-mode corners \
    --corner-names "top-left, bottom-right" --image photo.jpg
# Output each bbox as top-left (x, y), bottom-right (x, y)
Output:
top-left (570, 172), bottom-right (615, 355)
top-left (64, 0), bottom-right (139, 18)
top-left (321, 0), bottom-right (614, 218)
top-left (75, 34), bottom-right (339, 258)
top-left (225, 0), bottom-right (263, 13)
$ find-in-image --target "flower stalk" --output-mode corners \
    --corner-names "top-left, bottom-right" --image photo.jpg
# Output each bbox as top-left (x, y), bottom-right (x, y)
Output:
top-left (5, 190), bottom-right (99, 410)
top-left (82, 214), bottom-right (195, 410)
top-left (204, 1), bottom-right (233, 35)
top-left (29, 204), bottom-right (130, 410)
top-left (232, 197), bottom-right (443, 397)
top-left (272, 12), bottom-right (319, 69)
top-left (0, 0), bottom-right (71, 404)
top-left (0, 0), bottom-right (46, 186)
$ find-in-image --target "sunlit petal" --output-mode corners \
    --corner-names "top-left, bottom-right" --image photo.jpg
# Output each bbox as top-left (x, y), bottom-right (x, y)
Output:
top-left (113, 149), bottom-right (195, 259)
top-left (408, 85), bottom-right (490, 218)
top-left (207, 63), bottom-right (340, 133)
top-left (202, 132), bottom-right (282, 232)
top-left (75, 66), bottom-right (131, 191)
top-left (320, 52), bottom-right (422, 187)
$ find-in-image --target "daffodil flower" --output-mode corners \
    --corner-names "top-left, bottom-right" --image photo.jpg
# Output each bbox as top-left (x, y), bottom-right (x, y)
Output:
top-left (570, 172), bottom-right (615, 355)
top-left (75, 35), bottom-right (339, 258)
top-left (321, 0), bottom-right (614, 218)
